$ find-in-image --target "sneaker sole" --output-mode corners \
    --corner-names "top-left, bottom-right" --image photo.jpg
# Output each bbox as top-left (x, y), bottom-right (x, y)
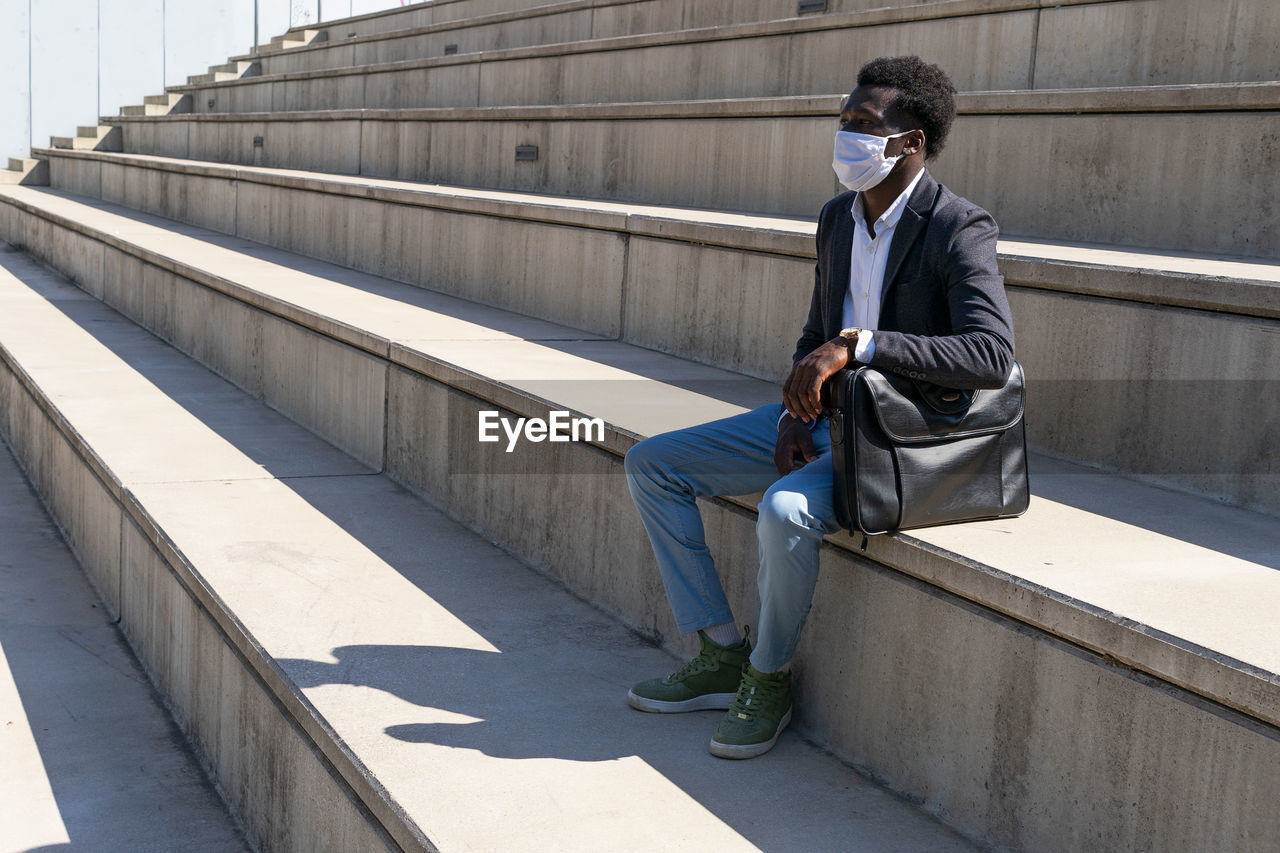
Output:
top-left (708, 707), bottom-right (793, 759)
top-left (626, 690), bottom-right (737, 713)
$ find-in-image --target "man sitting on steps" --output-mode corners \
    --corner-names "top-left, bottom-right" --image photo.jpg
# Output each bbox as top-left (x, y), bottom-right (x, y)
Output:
top-left (623, 56), bottom-right (1016, 759)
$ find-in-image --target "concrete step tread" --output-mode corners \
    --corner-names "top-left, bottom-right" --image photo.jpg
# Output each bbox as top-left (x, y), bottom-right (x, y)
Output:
top-left (236, 0), bottom-right (934, 63)
top-left (222, 0), bottom-right (1062, 71)
top-left (267, 0), bottom-right (671, 44)
top-left (33, 148), bottom-right (1280, 320)
top-left (210, 0), bottom-right (1275, 107)
top-left (160, 78), bottom-right (1280, 116)
top-left (0, 245), bottom-right (978, 853)
top-left (0, 435), bottom-right (250, 852)
top-left (2, 184), bottom-right (1277, 732)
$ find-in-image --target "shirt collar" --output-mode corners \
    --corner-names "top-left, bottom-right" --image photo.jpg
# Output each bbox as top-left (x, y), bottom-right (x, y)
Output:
top-left (851, 167), bottom-right (927, 233)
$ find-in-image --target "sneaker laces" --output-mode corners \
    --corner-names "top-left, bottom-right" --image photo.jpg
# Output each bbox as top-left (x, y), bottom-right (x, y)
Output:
top-left (667, 650), bottom-right (715, 682)
top-left (728, 669), bottom-right (785, 721)
top-left (665, 627), bottom-right (749, 683)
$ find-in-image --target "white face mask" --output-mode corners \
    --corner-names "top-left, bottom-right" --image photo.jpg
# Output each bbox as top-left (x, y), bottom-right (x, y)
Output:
top-left (832, 129), bottom-right (913, 192)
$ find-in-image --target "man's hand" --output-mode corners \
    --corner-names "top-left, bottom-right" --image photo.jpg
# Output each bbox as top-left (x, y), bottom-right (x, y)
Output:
top-left (782, 339), bottom-right (849, 422)
top-left (774, 414), bottom-right (819, 476)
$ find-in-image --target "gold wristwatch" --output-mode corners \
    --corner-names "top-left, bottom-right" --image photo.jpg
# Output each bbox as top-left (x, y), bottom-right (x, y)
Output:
top-left (838, 327), bottom-right (863, 353)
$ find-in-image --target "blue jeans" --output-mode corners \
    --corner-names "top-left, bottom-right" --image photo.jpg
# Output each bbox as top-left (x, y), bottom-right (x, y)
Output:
top-left (623, 404), bottom-right (838, 673)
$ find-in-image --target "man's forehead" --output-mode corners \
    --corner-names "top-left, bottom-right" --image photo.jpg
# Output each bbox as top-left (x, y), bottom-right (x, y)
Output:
top-left (841, 86), bottom-right (895, 116)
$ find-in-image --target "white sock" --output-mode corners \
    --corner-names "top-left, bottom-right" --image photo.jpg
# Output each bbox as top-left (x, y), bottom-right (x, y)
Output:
top-left (703, 622), bottom-right (742, 647)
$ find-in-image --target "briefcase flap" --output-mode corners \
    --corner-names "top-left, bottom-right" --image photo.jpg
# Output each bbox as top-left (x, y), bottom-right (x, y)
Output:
top-left (858, 362), bottom-right (1025, 444)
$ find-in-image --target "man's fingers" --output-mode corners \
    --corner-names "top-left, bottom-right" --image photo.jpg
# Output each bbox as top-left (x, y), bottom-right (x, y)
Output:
top-left (783, 388), bottom-right (801, 422)
top-left (774, 436), bottom-right (796, 476)
top-left (785, 373), bottom-right (809, 421)
top-left (798, 427), bottom-right (819, 463)
top-left (781, 374), bottom-right (799, 421)
top-left (804, 377), bottom-right (823, 419)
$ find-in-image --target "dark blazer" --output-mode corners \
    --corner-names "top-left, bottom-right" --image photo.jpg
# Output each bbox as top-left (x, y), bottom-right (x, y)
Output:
top-left (794, 169), bottom-right (1015, 390)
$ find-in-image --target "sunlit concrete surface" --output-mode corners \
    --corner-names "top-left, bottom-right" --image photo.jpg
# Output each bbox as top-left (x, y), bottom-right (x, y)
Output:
top-left (0, 246), bottom-right (980, 852)
top-left (0, 437), bottom-right (248, 853)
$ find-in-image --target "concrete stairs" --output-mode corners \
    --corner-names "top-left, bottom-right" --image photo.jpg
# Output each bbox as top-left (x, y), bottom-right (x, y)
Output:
top-left (263, 28), bottom-right (329, 53)
top-left (0, 221), bottom-right (980, 853)
top-left (221, 0), bottom-right (1062, 80)
top-left (1, 0), bottom-right (1277, 849)
top-left (0, 157), bottom-right (48, 186)
top-left (185, 60), bottom-right (262, 87)
top-left (101, 82), bottom-right (1280, 258)
top-left (0, 424), bottom-right (249, 851)
top-left (49, 125), bottom-right (122, 153)
top-left (29, 147), bottom-right (1280, 516)
top-left (200, 0), bottom-right (1280, 95)
top-left (2, 178), bottom-right (1278, 851)
top-left (120, 93), bottom-right (193, 117)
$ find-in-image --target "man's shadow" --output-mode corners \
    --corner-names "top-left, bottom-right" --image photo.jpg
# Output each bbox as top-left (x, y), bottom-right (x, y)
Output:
top-left (281, 640), bottom-right (709, 762)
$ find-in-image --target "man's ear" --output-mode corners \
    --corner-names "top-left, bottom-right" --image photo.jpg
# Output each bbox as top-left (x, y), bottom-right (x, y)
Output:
top-left (903, 129), bottom-right (926, 157)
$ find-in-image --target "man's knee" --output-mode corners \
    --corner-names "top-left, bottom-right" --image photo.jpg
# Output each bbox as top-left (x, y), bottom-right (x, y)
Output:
top-left (624, 433), bottom-right (671, 484)
top-left (757, 488), bottom-right (812, 538)
top-left (752, 489), bottom-right (803, 535)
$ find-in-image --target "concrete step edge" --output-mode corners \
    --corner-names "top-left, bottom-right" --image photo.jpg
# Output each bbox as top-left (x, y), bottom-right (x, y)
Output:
top-left (122, 80), bottom-right (1280, 119)
top-left (227, 0), bottom-right (1098, 69)
top-left (3, 183), bottom-right (1277, 733)
top-left (268, 0), bottom-right (659, 41)
top-left (35, 147), bottom-right (1280, 321)
top-left (0, 158), bottom-right (48, 187)
top-left (230, 0), bottom-right (1038, 65)
top-left (229, 0), bottom-right (610, 63)
top-left (179, 8), bottom-right (1280, 114)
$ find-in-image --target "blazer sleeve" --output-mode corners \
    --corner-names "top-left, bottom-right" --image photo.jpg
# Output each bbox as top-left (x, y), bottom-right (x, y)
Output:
top-left (792, 201), bottom-right (833, 364)
top-left (866, 207), bottom-right (1016, 389)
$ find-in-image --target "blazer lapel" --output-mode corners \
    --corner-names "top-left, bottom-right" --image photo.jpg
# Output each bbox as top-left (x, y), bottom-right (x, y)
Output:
top-left (827, 199), bottom-right (855, 337)
top-left (879, 170), bottom-right (938, 311)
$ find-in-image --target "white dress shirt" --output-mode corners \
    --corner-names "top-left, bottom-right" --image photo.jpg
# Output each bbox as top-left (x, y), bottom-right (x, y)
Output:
top-left (781, 169), bottom-right (927, 431)
top-left (842, 167), bottom-right (927, 363)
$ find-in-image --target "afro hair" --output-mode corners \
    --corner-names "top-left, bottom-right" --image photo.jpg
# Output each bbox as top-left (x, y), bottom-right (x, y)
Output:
top-left (856, 56), bottom-right (957, 160)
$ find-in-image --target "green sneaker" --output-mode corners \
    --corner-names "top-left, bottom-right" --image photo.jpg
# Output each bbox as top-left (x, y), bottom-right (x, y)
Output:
top-left (627, 629), bottom-right (751, 713)
top-left (709, 665), bottom-right (793, 759)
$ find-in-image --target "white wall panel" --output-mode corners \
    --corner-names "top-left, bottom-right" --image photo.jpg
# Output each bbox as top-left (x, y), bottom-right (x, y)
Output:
top-left (100, 0), bottom-right (162, 118)
top-left (0, 1), bottom-right (32, 162)
top-left (30, 0), bottom-right (97, 151)
top-left (163, 1), bottom-right (257, 87)
top-left (3, 0), bottom-right (323, 160)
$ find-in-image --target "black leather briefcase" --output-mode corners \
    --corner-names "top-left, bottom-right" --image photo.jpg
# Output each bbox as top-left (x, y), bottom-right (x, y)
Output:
top-left (827, 362), bottom-right (1030, 535)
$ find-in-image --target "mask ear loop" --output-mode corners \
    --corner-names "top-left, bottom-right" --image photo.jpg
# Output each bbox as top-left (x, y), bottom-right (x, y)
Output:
top-left (889, 129), bottom-right (923, 158)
